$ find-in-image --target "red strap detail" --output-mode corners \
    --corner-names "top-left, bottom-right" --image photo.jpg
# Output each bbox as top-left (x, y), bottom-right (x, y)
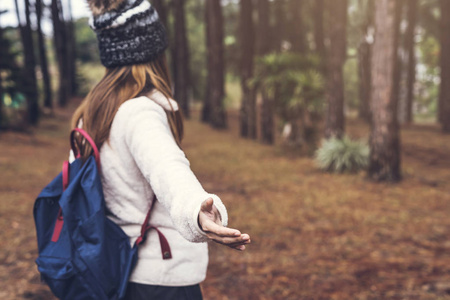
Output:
top-left (62, 161), bottom-right (70, 191)
top-left (51, 161), bottom-right (70, 242)
top-left (51, 209), bottom-right (64, 242)
top-left (139, 197), bottom-right (155, 239)
top-left (152, 227), bottom-right (172, 260)
top-left (134, 195), bottom-right (172, 260)
top-left (70, 128), bottom-right (100, 168)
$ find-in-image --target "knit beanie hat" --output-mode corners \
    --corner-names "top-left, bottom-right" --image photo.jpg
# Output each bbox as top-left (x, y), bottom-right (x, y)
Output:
top-left (88, 0), bottom-right (168, 68)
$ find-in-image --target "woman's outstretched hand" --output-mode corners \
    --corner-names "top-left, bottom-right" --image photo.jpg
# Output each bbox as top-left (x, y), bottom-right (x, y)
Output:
top-left (198, 197), bottom-right (251, 251)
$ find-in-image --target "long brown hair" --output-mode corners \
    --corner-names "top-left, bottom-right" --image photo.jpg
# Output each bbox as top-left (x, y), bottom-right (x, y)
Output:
top-left (72, 54), bottom-right (184, 160)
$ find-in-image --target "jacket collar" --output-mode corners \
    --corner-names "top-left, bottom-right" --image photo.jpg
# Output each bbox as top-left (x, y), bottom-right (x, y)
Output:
top-left (147, 90), bottom-right (179, 112)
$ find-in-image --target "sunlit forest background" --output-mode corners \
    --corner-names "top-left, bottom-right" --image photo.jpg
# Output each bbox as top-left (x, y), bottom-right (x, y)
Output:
top-left (1, 0), bottom-right (450, 299)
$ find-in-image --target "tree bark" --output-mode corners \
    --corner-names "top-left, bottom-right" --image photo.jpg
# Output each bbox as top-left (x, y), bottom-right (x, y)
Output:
top-left (404, 0), bottom-right (418, 124)
top-left (272, 0), bottom-right (286, 52)
top-left (288, 0), bottom-right (306, 53)
top-left (439, 0), bottom-right (450, 132)
top-left (314, 0), bottom-right (326, 61)
top-left (173, 0), bottom-right (191, 119)
top-left (369, 0), bottom-right (402, 182)
top-left (36, 0), bottom-right (53, 110)
top-left (324, 0), bottom-right (347, 139)
top-left (391, 0), bottom-right (404, 124)
top-left (358, 0), bottom-right (374, 122)
top-left (201, 0), bottom-right (211, 123)
top-left (0, 15), bottom-right (3, 128)
top-left (51, 0), bottom-right (70, 107)
top-left (257, 0), bottom-right (271, 55)
top-left (239, 0), bottom-right (256, 139)
top-left (67, 0), bottom-right (77, 96)
top-left (152, 0), bottom-right (168, 29)
top-left (257, 0), bottom-right (275, 144)
top-left (203, 0), bottom-right (227, 129)
top-left (22, 0), bottom-right (39, 125)
top-left (286, 0), bottom-right (307, 145)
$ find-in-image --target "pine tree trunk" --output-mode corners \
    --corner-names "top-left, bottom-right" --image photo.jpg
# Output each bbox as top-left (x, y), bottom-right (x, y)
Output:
top-left (272, 0), bottom-right (285, 52)
top-left (203, 0), bottom-right (227, 129)
top-left (287, 0), bottom-right (307, 145)
top-left (369, 0), bottom-right (402, 182)
top-left (288, 0), bottom-right (306, 53)
top-left (67, 0), bottom-right (77, 96)
top-left (23, 0), bottom-right (39, 125)
top-left (152, 0), bottom-right (168, 29)
top-left (261, 90), bottom-right (275, 144)
top-left (324, 0), bottom-right (347, 139)
top-left (257, 0), bottom-right (274, 144)
top-left (439, 0), bottom-right (450, 132)
top-left (358, 0), bottom-right (374, 122)
top-left (51, 0), bottom-right (70, 107)
top-left (257, 0), bottom-right (271, 55)
top-left (314, 0), bottom-right (326, 61)
top-left (404, 0), bottom-right (418, 124)
top-left (358, 41), bottom-right (371, 122)
top-left (173, 0), bottom-right (191, 118)
top-left (201, 0), bottom-right (212, 124)
top-left (0, 17), bottom-right (3, 128)
top-left (391, 0), bottom-right (404, 124)
top-left (239, 0), bottom-right (256, 139)
top-left (36, 0), bottom-right (53, 110)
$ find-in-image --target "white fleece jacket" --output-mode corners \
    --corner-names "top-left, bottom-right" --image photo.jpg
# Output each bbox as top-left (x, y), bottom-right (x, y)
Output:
top-left (96, 91), bottom-right (228, 286)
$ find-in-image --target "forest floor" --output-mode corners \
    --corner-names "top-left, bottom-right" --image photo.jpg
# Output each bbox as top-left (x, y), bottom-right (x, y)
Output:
top-left (0, 100), bottom-right (450, 300)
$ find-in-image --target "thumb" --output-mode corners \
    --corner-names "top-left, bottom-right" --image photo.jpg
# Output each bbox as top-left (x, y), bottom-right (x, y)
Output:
top-left (200, 197), bottom-right (214, 212)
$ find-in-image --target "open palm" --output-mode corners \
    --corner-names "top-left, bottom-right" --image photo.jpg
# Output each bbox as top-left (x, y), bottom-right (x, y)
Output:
top-left (198, 198), bottom-right (251, 251)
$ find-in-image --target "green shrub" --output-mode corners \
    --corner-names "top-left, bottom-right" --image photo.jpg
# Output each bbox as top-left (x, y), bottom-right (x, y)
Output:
top-left (315, 136), bottom-right (369, 173)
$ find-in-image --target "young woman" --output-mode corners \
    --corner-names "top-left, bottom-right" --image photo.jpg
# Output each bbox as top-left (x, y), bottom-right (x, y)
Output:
top-left (72, 0), bottom-right (250, 299)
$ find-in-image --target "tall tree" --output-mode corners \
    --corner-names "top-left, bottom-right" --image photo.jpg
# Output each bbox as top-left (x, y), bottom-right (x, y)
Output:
top-left (358, 0), bottom-right (374, 121)
top-left (286, 0), bottom-right (308, 145)
top-left (239, 0), bottom-right (256, 139)
top-left (369, 0), bottom-right (402, 182)
top-left (16, 0), bottom-right (39, 125)
top-left (257, 0), bottom-right (275, 144)
top-left (439, 0), bottom-right (450, 132)
top-left (391, 0), bottom-right (404, 124)
top-left (404, 0), bottom-right (418, 123)
top-left (203, 0), bottom-right (227, 128)
top-left (151, 0), bottom-right (167, 29)
top-left (0, 11), bottom-right (4, 128)
top-left (173, 0), bottom-right (191, 118)
top-left (51, 0), bottom-right (70, 107)
top-left (324, 0), bottom-right (347, 139)
top-left (272, 0), bottom-right (286, 52)
top-left (36, 0), bottom-right (53, 110)
top-left (66, 0), bottom-right (77, 95)
top-left (288, 0), bottom-right (307, 53)
top-left (314, 0), bottom-right (326, 61)
top-left (257, 0), bottom-right (271, 55)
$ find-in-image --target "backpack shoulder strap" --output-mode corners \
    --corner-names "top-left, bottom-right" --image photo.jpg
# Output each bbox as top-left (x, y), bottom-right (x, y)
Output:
top-left (134, 195), bottom-right (172, 260)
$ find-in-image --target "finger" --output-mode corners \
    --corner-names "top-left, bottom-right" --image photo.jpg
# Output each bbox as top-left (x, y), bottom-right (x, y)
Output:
top-left (233, 245), bottom-right (246, 251)
top-left (201, 220), bottom-right (241, 237)
top-left (222, 239), bottom-right (251, 249)
top-left (207, 233), bottom-right (251, 248)
top-left (212, 238), bottom-right (247, 251)
top-left (222, 234), bottom-right (250, 244)
top-left (210, 235), bottom-right (250, 246)
top-left (200, 197), bottom-right (214, 212)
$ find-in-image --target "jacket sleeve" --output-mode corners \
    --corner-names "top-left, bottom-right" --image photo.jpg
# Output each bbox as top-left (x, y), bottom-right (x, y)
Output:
top-left (120, 98), bottom-right (228, 243)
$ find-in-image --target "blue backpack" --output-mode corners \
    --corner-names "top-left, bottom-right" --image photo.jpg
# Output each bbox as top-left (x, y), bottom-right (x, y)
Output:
top-left (33, 128), bottom-right (172, 300)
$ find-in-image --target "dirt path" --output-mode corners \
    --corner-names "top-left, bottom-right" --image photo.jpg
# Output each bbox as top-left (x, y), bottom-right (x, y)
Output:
top-left (1, 106), bottom-right (450, 299)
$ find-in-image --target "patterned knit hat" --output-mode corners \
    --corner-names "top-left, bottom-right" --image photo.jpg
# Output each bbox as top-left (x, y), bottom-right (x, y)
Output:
top-left (88, 0), bottom-right (168, 68)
